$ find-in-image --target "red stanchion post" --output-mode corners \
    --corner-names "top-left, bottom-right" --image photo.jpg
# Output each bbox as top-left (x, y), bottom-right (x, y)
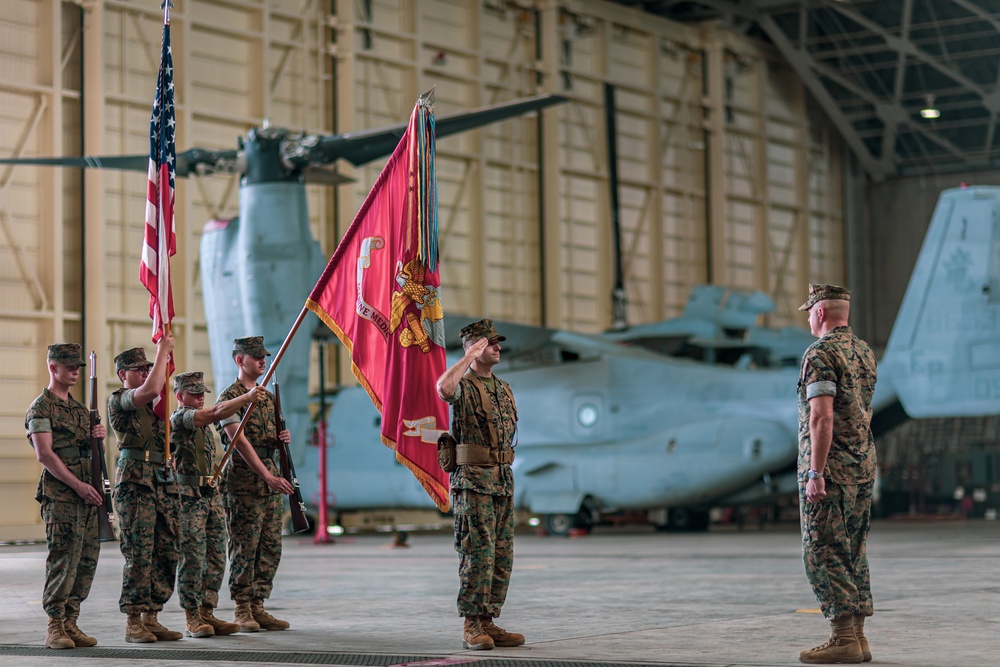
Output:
top-left (314, 340), bottom-right (332, 544)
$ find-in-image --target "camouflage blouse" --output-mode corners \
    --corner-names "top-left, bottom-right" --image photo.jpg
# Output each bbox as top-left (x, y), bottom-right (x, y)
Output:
top-left (107, 387), bottom-right (170, 491)
top-left (797, 326), bottom-right (878, 484)
top-left (25, 388), bottom-right (91, 503)
top-left (445, 373), bottom-right (517, 496)
top-left (170, 405), bottom-right (218, 498)
top-left (216, 379), bottom-right (279, 497)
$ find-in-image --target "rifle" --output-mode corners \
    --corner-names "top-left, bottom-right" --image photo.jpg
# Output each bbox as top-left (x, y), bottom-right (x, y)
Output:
top-left (273, 378), bottom-right (311, 534)
top-left (89, 351), bottom-right (117, 541)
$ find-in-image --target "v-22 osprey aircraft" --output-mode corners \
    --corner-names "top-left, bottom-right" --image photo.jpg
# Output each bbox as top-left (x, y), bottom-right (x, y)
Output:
top-left (303, 185), bottom-right (1000, 535)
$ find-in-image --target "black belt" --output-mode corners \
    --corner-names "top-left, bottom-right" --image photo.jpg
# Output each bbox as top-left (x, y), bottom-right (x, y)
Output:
top-left (119, 449), bottom-right (166, 464)
top-left (54, 446), bottom-right (89, 461)
top-left (177, 474), bottom-right (215, 487)
top-left (253, 446), bottom-right (279, 461)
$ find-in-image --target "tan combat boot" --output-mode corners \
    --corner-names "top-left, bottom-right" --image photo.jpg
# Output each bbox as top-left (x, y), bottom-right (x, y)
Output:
top-left (124, 613), bottom-right (156, 644)
top-left (799, 616), bottom-right (864, 664)
top-left (184, 608), bottom-right (215, 638)
top-left (200, 605), bottom-right (240, 636)
top-left (250, 599), bottom-right (290, 630)
top-left (481, 616), bottom-right (525, 647)
top-left (462, 617), bottom-right (495, 650)
top-left (45, 619), bottom-right (75, 649)
top-left (852, 615), bottom-right (872, 663)
top-left (140, 611), bottom-right (182, 641)
top-left (63, 617), bottom-right (97, 647)
top-left (234, 602), bottom-right (261, 633)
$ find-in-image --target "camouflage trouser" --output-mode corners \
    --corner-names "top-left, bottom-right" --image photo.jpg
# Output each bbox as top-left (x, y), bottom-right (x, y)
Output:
top-left (178, 489), bottom-right (227, 610)
top-left (114, 481), bottom-right (181, 614)
top-left (41, 499), bottom-right (99, 620)
top-left (225, 492), bottom-right (283, 603)
top-left (800, 479), bottom-right (874, 620)
top-left (453, 488), bottom-right (514, 618)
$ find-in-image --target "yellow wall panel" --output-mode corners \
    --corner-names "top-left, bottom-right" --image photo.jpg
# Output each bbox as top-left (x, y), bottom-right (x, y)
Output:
top-left (0, 0), bottom-right (330, 538)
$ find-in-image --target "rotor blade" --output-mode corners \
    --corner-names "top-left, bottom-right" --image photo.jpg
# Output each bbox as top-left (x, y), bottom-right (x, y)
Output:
top-left (0, 154), bottom-right (150, 172)
top-left (310, 93), bottom-right (568, 168)
top-left (0, 147), bottom-right (242, 178)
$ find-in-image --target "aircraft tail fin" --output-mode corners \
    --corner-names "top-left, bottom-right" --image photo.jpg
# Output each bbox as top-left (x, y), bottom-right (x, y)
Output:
top-left (880, 186), bottom-right (1000, 418)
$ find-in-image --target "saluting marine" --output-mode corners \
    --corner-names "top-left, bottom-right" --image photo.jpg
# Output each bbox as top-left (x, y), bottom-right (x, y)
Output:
top-left (215, 336), bottom-right (294, 632)
top-left (436, 319), bottom-right (525, 651)
top-left (26, 343), bottom-right (107, 649)
top-left (108, 335), bottom-right (183, 643)
top-left (170, 371), bottom-right (262, 638)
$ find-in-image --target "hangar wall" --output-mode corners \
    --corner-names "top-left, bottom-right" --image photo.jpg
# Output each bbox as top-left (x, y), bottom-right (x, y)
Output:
top-left (0, 0), bottom-right (845, 540)
top-left (334, 0), bottom-right (847, 332)
top-left (0, 0), bottom-right (332, 540)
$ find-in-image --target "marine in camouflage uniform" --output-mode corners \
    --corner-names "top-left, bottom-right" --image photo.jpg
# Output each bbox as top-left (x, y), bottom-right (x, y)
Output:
top-left (108, 339), bottom-right (184, 643)
top-left (796, 284), bottom-right (878, 665)
top-left (215, 336), bottom-right (294, 632)
top-left (437, 319), bottom-right (524, 651)
top-left (25, 343), bottom-right (106, 649)
top-left (171, 371), bottom-right (259, 638)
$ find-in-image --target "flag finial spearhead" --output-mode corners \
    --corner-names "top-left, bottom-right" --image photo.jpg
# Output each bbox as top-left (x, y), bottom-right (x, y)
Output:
top-left (418, 87), bottom-right (436, 112)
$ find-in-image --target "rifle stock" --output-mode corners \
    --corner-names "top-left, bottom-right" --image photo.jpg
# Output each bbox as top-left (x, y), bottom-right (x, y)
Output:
top-left (89, 351), bottom-right (116, 541)
top-left (273, 379), bottom-right (311, 534)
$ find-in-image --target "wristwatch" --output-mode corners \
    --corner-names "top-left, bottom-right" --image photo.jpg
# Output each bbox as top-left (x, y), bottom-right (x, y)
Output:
top-left (807, 469), bottom-right (824, 480)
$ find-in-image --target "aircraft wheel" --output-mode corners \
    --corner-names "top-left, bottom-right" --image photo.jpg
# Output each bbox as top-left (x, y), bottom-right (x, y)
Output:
top-left (542, 513), bottom-right (577, 536)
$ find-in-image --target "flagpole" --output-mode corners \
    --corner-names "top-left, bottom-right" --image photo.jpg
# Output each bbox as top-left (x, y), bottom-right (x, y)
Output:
top-left (208, 306), bottom-right (310, 486)
top-left (163, 321), bottom-right (172, 464)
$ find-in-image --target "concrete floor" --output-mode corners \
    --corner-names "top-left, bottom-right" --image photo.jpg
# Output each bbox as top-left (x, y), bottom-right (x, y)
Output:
top-left (0, 519), bottom-right (996, 667)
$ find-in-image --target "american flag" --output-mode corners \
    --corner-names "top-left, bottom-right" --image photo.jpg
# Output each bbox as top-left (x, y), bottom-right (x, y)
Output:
top-left (140, 21), bottom-right (176, 346)
top-left (141, 21), bottom-right (177, 419)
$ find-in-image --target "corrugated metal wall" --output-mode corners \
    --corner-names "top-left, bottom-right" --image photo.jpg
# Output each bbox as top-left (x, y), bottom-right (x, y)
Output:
top-left (0, 0), bottom-right (844, 540)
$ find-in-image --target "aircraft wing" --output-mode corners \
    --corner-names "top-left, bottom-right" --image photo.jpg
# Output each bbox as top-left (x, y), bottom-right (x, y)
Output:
top-left (311, 94), bottom-right (567, 168)
top-left (443, 314), bottom-right (670, 369)
top-left (443, 315), bottom-right (559, 354)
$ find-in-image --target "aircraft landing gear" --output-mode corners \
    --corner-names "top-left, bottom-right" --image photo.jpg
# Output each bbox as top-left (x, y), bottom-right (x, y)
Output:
top-left (542, 496), bottom-right (597, 537)
top-left (654, 508), bottom-right (710, 532)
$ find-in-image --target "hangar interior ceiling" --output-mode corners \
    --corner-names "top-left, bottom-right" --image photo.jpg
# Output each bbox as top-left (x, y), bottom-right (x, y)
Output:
top-left (611, 0), bottom-right (1000, 180)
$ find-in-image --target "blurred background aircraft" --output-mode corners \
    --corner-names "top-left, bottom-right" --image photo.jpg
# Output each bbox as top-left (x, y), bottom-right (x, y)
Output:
top-left (305, 186), bottom-right (1000, 535)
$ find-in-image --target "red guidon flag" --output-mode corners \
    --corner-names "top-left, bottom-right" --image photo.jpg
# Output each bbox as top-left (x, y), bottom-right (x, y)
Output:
top-left (140, 20), bottom-right (177, 418)
top-left (306, 93), bottom-right (450, 511)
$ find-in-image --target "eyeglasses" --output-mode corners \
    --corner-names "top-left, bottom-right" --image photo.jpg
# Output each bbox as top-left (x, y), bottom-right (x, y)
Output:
top-left (131, 366), bottom-right (152, 375)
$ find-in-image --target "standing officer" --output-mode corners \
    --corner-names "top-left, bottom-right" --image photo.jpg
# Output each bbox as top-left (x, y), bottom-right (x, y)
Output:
top-left (436, 319), bottom-right (524, 650)
top-left (171, 371), bottom-right (261, 637)
top-left (108, 335), bottom-right (183, 643)
top-left (797, 285), bottom-right (878, 665)
top-left (26, 343), bottom-right (107, 649)
top-left (216, 336), bottom-right (294, 632)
